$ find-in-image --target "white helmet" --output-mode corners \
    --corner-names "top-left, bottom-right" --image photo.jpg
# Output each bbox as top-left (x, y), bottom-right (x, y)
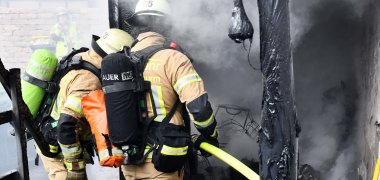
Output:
top-left (134, 0), bottom-right (171, 17)
top-left (95, 28), bottom-right (134, 55)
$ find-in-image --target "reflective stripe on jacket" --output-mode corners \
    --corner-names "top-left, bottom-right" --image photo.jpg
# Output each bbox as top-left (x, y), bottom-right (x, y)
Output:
top-left (131, 32), bottom-right (207, 126)
top-left (50, 49), bottom-right (102, 121)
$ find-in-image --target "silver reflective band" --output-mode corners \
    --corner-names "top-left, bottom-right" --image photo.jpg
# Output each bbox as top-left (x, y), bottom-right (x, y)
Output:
top-left (26, 60), bottom-right (55, 81)
top-left (99, 148), bottom-right (124, 160)
top-left (60, 145), bottom-right (82, 157)
top-left (151, 85), bottom-right (167, 122)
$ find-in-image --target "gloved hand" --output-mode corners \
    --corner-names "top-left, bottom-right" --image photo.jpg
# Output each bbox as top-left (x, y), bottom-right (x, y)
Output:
top-left (41, 118), bottom-right (59, 154)
top-left (67, 170), bottom-right (86, 180)
top-left (192, 135), bottom-right (219, 157)
top-left (64, 158), bottom-right (86, 180)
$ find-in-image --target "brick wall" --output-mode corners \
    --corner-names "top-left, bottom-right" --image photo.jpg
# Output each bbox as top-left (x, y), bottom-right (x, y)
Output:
top-left (0, 7), bottom-right (109, 70)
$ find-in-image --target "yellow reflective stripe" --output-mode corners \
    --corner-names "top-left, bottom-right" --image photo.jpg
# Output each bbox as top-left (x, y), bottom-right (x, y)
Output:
top-left (144, 146), bottom-right (154, 159)
top-left (60, 143), bottom-right (82, 158)
top-left (98, 148), bottom-right (124, 161)
top-left (151, 85), bottom-right (167, 122)
top-left (161, 145), bottom-right (188, 156)
top-left (64, 160), bottom-right (85, 171)
top-left (49, 145), bottom-right (59, 153)
top-left (64, 96), bottom-right (83, 116)
top-left (193, 114), bottom-right (215, 128)
top-left (51, 94), bottom-right (62, 120)
top-left (174, 73), bottom-right (202, 93)
top-left (211, 127), bottom-right (217, 138)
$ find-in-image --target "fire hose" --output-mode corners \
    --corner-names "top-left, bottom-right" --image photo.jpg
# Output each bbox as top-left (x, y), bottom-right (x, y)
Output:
top-left (372, 142), bottom-right (380, 180)
top-left (373, 158), bottom-right (380, 180)
top-left (196, 141), bottom-right (260, 180)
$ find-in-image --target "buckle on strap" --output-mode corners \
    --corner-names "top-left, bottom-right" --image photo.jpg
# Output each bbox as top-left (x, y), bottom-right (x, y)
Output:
top-left (69, 55), bottom-right (82, 69)
top-left (45, 82), bottom-right (57, 93)
top-left (143, 141), bottom-right (158, 159)
top-left (131, 52), bottom-right (143, 63)
top-left (22, 73), bottom-right (57, 92)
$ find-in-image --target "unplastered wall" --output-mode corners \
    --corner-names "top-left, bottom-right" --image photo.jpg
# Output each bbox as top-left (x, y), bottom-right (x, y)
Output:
top-left (0, 7), bottom-right (108, 70)
top-left (357, 0), bottom-right (380, 178)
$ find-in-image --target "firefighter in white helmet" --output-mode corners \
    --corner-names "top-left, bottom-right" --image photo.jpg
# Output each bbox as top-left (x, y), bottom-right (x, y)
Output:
top-left (121, 0), bottom-right (219, 179)
top-left (38, 28), bottom-right (134, 180)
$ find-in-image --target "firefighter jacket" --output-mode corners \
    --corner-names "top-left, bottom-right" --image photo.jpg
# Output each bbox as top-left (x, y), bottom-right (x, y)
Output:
top-left (131, 32), bottom-right (218, 139)
top-left (50, 49), bottom-right (101, 160)
top-left (51, 22), bottom-right (80, 59)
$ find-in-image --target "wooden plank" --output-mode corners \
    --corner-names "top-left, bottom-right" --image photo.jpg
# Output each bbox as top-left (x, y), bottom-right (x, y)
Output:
top-left (0, 111), bottom-right (12, 125)
top-left (0, 170), bottom-right (18, 180)
top-left (0, 59), bottom-right (11, 98)
top-left (9, 69), bottom-right (29, 180)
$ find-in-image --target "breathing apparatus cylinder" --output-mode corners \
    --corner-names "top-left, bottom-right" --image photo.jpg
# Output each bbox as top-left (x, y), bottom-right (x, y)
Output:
top-left (21, 49), bottom-right (58, 118)
top-left (101, 53), bottom-right (142, 147)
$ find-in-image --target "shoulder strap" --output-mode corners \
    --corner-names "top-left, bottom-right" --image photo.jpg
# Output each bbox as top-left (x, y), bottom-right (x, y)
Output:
top-left (131, 38), bottom-right (191, 70)
top-left (131, 45), bottom-right (167, 71)
top-left (69, 55), bottom-right (101, 81)
top-left (54, 47), bottom-right (90, 83)
top-left (161, 99), bottom-right (180, 125)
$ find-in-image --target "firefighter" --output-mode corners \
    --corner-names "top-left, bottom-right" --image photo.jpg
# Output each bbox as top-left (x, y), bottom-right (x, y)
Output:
top-left (37, 28), bottom-right (134, 180)
top-left (122, 0), bottom-right (219, 179)
top-left (50, 9), bottom-right (80, 59)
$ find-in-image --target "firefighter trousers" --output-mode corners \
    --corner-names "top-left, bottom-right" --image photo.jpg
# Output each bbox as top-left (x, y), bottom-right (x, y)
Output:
top-left (36, 149), bottom-right (67, 180)
top-left (121, 162), bottom-right (184, 180)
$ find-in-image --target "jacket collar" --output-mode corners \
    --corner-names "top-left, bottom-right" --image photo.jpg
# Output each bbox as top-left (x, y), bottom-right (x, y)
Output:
top-left (81, 49), bottom-right (102, 69)
top-left (132, 32), bottom-right (166, 51)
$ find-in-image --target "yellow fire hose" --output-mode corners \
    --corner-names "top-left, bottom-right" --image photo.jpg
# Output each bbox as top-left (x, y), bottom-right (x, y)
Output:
top-left (199, 142), bottom-right (260, 180)
top-left (373, 158), bottom-right (380, 180)
top-left (373, 142), bottom-right (380, 180)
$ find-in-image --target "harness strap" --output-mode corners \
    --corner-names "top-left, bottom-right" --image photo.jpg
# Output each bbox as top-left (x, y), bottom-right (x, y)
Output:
top-left (102, 134), bottom-right (113, 156)
top-left (161, 99), bottom-right (180, 125)
top-left (70, 55), bottom-right (101, 80)
top-left (22, 72), bottom-right (57, 93)
top-left (102, 82), bottom-right (136, 94)
top-left (131, 45), bottom-right (167, 71)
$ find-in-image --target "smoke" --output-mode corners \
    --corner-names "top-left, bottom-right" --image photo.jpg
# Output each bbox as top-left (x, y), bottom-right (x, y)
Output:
top-left (167, 0), bottom-right (263, 164)
top-left (291, 0), bottom-right (368, 179)
top-left (290, 0), bottom-right (368, 46)
top-left (0, 0), bottom-right (371, 178)
top-left (164, 0), bottom-right (367, 178)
